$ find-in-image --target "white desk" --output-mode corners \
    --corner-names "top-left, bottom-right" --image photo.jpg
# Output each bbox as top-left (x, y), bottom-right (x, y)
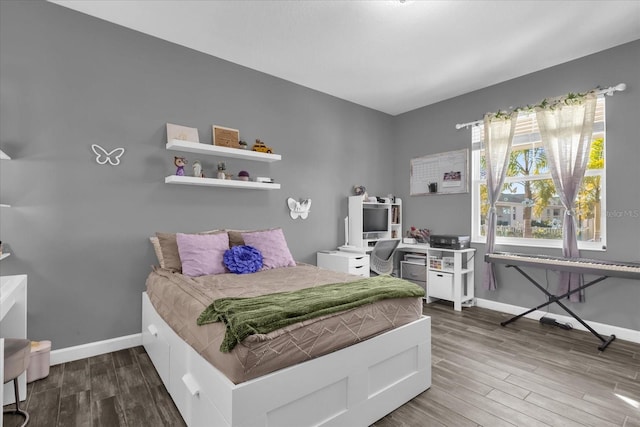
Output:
top-left (1, 275), bottom-right (28, 411)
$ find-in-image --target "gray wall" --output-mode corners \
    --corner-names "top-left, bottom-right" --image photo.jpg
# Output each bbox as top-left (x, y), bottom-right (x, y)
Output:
top-left (0, 1), bottom-right (638, 350)
top-left (393, 40), bottom-right (640, 331)
top-left (0, 1), bottom-right (394, 349)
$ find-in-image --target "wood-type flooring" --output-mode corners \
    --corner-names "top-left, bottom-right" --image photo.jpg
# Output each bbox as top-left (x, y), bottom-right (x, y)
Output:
top-left (4, 301), bottom-right (639, 426)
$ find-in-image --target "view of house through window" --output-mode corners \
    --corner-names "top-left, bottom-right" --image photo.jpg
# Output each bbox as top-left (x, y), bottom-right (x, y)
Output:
top-left (471, 97), bottom-right (606, 250)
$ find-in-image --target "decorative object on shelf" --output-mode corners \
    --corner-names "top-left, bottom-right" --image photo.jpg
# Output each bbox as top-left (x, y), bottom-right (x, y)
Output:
top-left (238, 170), bottom-right (250, 181)
top-left (256, 177), bottom-right (274, 183)
top-left (174, 156), bottom-right (187, 176)
top-left (217, 162), bottom-right (226, 179)
top-left (91, 144), bottom-right (125, 166)
top-left (407, 227), bottom-right (430, 243)
top-left (287, 197), bottom-right (312, 219)
top-left (252, 139), bottom-right (274, 154)
top-left (428, 182), bottom-right (437, 193)
top-left (212, 125), bottom-right (240, 148)
top-left (166, 123), bottom-right (199, 143)
top-left (353, 185), bottom-right (368, 200)
top-left (192, 160), bottom-right (204, 178)
top-left (239, 140), bottom-right (248, 150)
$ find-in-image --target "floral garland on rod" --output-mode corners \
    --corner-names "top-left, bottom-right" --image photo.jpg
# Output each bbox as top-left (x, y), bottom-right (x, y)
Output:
top-left (483, 87), bottom-right (600, 122)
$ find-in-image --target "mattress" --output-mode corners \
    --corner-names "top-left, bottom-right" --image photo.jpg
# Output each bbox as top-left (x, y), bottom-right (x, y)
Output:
top-left (145, 263), bottom-right (423, 384)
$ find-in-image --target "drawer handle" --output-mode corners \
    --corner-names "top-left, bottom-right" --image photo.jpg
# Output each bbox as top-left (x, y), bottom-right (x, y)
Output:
top-left (436, 274), bottom-right (444, 277)
top-left (147, 324), bottom-right (158, 337)
top-left (182, 373), bottom-right (200, 397)
top-left (354, 265), bottom-right (363, 269)
top-left (355, 256), bottom-right (364, 260)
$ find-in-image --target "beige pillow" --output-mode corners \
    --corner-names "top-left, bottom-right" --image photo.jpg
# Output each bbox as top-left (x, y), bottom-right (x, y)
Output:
top-left (149, 236), bottom-right (165, 268)
top-left (227, 230), bottom-right (247, 247)
top-left (155, 230), bottom-right (223, 271)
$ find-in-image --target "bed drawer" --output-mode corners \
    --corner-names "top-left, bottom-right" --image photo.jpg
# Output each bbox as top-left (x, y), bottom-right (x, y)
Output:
top-left (142, 294), bottom-right (171, 388)
top-left (428, 271), bottom-right (453, 300)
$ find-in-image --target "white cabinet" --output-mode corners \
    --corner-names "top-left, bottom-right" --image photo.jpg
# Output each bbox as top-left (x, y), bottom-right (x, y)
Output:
top-left (426, 247), bottom-right (475, 311)
top-left (0, 150), bottom-right (10, 210)
top-left (347, 196), bottom-right (401, 250)
top-left (165, 139), bottom-right (281, 190)
top-left (317, 251), bottom-right (370, 277)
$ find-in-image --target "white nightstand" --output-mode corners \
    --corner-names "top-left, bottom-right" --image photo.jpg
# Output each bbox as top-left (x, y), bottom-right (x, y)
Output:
top-left (317, 251), bottom-right (370, 277)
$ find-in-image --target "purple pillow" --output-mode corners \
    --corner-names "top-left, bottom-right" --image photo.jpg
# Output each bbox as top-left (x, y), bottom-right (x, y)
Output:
top-left (241, 228), bottom-right (296, 270)
top-left (176, 232), bottom-right (230, 277)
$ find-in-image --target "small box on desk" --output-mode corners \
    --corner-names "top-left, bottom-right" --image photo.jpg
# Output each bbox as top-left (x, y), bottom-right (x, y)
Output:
top-left (429, 256), bottom-right (442, 269)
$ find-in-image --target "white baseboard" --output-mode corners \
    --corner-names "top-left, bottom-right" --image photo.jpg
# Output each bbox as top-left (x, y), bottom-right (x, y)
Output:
top-left (475, 298), bottom-right (640, 344)
top-left (50, 333), bottom-right (142, 366)
top-left (47, 299), bottom-right (640, 365)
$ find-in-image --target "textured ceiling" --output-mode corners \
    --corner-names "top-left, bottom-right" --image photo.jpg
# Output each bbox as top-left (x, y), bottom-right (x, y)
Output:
top-left (51, 0), bottom-right (640, 115)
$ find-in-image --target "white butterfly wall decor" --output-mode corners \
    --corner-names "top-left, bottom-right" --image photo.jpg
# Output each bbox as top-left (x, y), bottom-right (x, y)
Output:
top-left (287, 197), bottom-right (311, 220)
top-left (91, 144), bottom-right (125, 166)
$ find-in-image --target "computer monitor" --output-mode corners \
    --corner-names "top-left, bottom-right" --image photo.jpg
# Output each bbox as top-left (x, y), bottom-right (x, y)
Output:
top-left (363, 206), bottom-right (389, 233)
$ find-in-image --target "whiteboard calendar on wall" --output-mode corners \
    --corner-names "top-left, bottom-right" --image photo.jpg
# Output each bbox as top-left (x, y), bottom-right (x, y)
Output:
top-left (410, 149), bottom-right (468, 196)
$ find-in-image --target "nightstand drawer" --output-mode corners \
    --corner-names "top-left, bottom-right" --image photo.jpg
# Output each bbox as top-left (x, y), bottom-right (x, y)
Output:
top-left (428, 271), bottom-right (453, 300)
top-left (347, 255), bottom-right (368, 268)
top-left (347, 260), bottom-right (370, 276)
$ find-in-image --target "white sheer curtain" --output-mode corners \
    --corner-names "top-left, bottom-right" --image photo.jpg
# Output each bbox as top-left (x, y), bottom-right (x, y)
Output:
top-left (536, 92), bottom-right (598, 301)
top-left (482, 112), bottom-right (517, 290)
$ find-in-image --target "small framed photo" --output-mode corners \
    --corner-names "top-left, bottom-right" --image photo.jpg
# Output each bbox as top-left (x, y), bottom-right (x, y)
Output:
top-left (166, 123), bottom-right (200, 144)
top-left (212, 125), bottom-right (240, 148)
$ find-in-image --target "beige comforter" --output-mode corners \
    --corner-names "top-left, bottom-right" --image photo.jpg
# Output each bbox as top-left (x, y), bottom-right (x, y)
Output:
top-left (146, 263), bottom-right (423, 384)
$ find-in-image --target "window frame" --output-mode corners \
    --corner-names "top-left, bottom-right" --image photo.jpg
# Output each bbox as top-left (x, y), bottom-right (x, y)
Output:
top-left (470, 97), bottom-right (607, 251)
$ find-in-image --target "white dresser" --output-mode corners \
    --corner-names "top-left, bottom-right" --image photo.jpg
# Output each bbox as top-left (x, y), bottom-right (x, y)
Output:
top-left (1, 274), bottom-right (28, 412)
top-left (317, 251), bottom-right (370, 277)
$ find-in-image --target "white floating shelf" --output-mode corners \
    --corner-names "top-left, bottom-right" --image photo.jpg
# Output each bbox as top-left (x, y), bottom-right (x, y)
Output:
top-left (0, 253), bottom-right (10, 261)
top-left (165, 175), bottom-right (280, 190)
top-left (0, 204), bottom-right (10, 208)
top-left (166, 139), bottom-right (281, 162)
top-left (0, 149), bottom-right (10, 160)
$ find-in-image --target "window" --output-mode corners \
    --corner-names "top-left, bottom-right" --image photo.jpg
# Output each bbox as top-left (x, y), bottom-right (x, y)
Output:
top-left (471, 97), bottom-right (606, 250)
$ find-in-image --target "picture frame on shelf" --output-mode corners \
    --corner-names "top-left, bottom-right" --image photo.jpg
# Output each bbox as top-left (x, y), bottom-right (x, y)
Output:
top-left (212, 125), bottom-right (240, 148)
top-left (166, 123), bottom-right (200, 144)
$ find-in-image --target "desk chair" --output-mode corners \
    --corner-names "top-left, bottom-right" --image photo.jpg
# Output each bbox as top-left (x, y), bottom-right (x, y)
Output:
top-left (370, 239), bottom-right (400, 276)
top-left (3, 338), bottom-right (30, 426)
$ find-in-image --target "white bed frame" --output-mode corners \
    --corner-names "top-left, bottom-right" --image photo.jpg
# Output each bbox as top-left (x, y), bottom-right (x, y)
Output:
top-left (142, 292), bottom-right (431, 427)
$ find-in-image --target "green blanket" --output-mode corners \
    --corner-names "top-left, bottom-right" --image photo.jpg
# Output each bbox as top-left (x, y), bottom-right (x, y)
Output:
top-left (197, 275), bottom-right (425, 352)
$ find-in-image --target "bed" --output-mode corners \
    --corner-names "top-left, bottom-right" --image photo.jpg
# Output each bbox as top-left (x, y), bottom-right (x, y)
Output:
top-left (142, 229), bottom-right (431, 426)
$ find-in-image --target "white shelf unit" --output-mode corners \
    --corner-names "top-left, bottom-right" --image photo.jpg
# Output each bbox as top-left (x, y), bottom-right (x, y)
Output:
top-left (347, 196), bottom-right (401, 250)
top-left (166, 139), bottom-right (281, 162)
top-left (165, 139), bottom-right (281, 190)
top-left (0, 253), bottom-right (10, 262)
top-left (165, 175), bottom-right (280, 190)
top-left (426, 247), bottom-right (475, 311)
top-left (0, 151), bottom-right (9, 208)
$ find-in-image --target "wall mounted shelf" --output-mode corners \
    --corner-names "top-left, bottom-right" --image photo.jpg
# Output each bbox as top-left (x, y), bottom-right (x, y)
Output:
top-left (165, 175), bottom-right (280, 190)
top-left (0, 149), bottom-right (10, 160)
top-left (0, 204), bottom-right (10, 208)
top-left (0, 253), bottom-right (10, 261)
top-left (166, 139), bottom-right (281, 162)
